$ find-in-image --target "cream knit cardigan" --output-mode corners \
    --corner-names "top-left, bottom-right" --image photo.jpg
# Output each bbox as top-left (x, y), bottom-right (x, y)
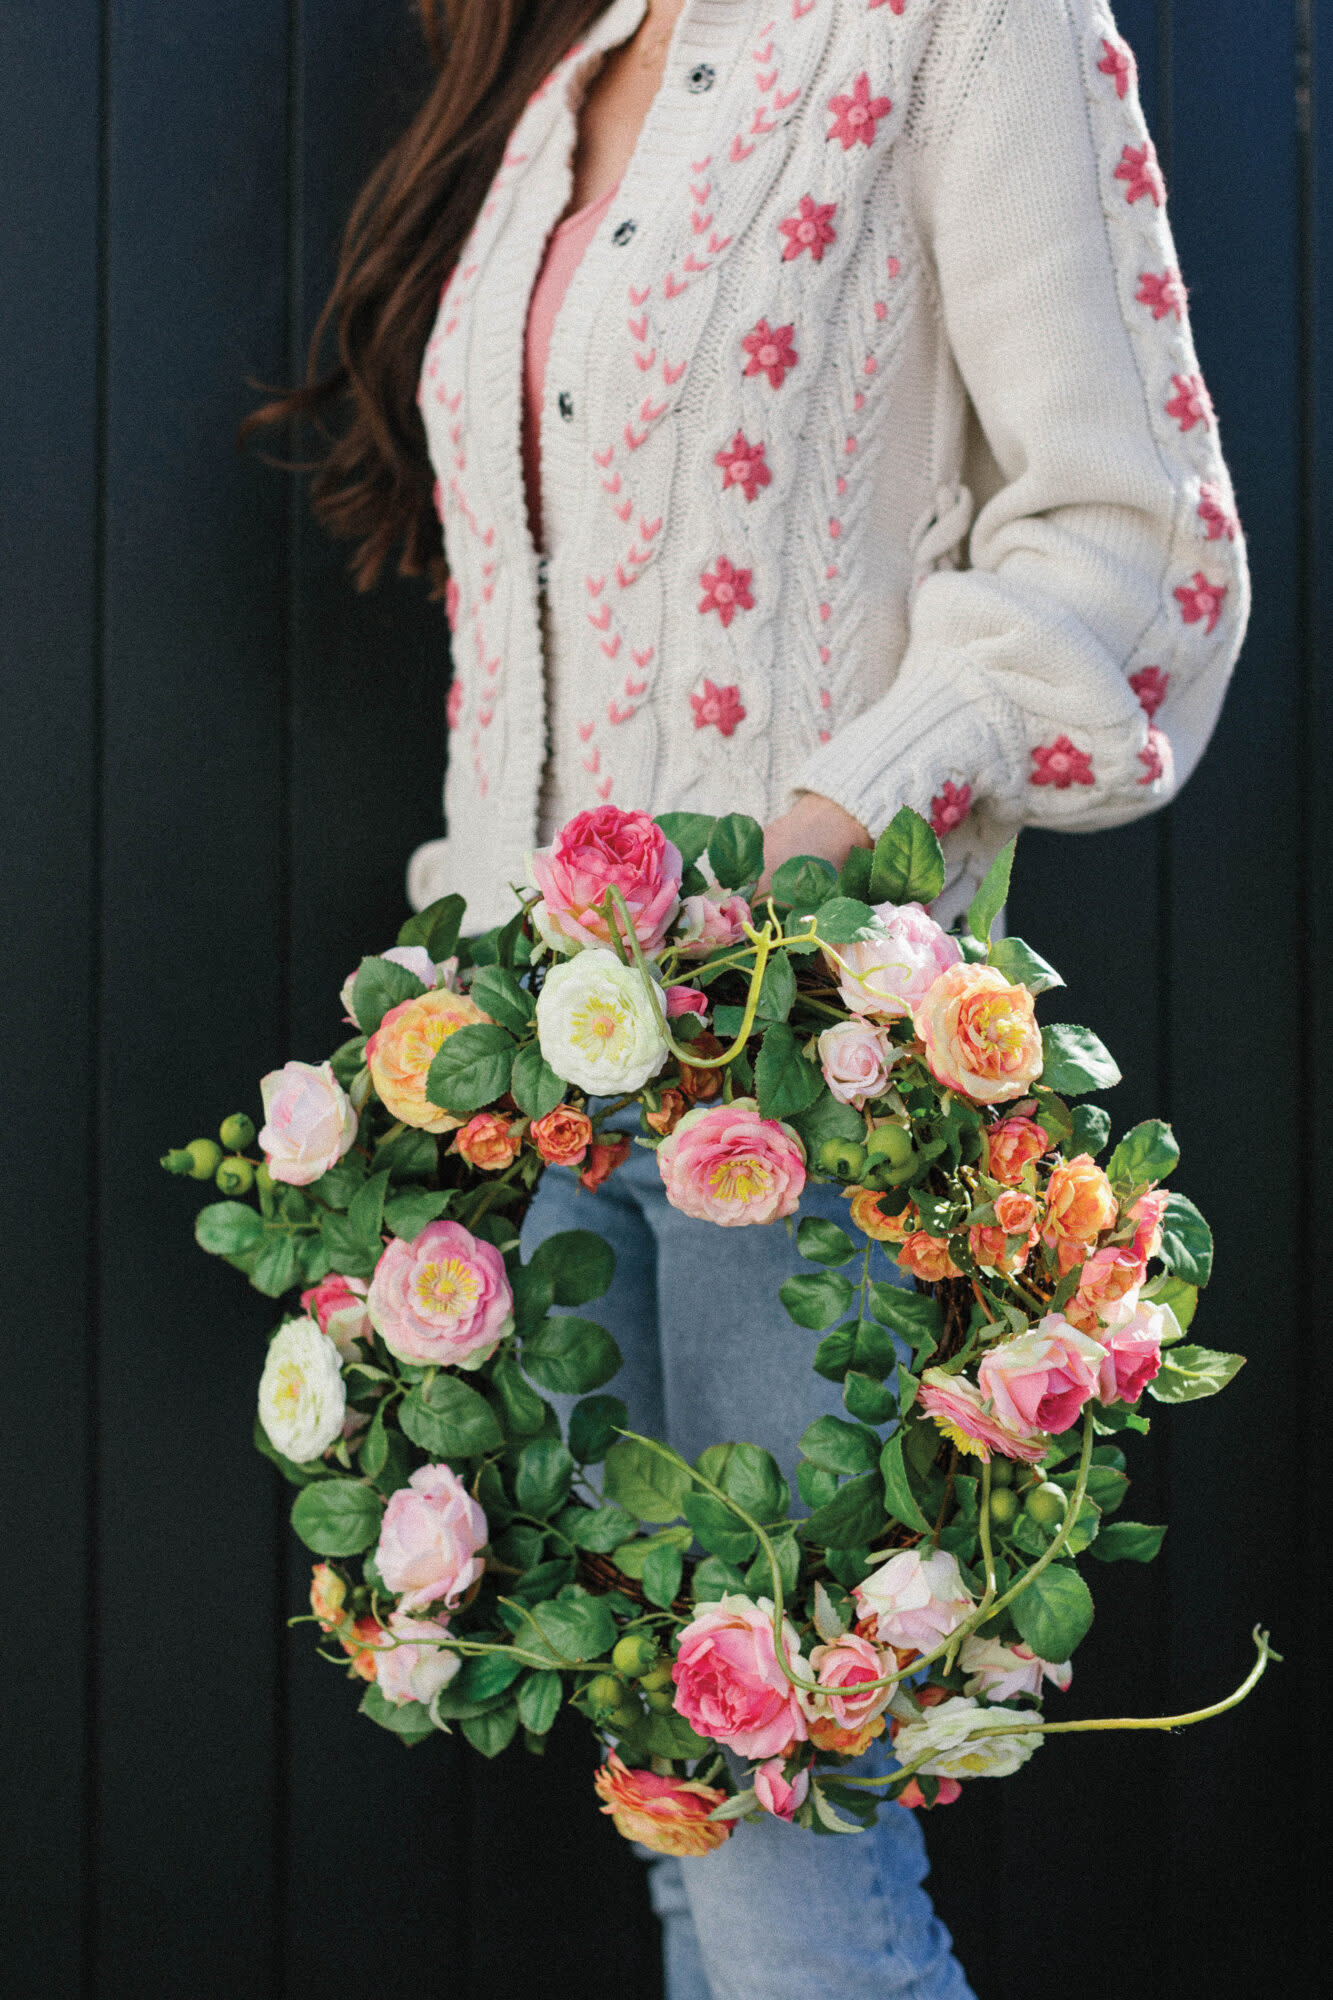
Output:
top-left (409, 0), bottom-right (1248, 931)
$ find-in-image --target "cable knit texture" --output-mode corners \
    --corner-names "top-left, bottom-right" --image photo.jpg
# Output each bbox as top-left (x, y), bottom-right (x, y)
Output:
top-left (410, 0), bottom-right (1248, 930)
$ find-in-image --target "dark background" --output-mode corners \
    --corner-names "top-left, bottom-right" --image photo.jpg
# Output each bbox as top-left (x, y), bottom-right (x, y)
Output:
top-left (1, 2), bottom-right (1326, 1995)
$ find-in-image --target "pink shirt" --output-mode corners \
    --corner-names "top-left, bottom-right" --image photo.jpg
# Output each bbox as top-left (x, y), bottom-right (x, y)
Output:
top-left (521, 182), bottom-right (619, 550)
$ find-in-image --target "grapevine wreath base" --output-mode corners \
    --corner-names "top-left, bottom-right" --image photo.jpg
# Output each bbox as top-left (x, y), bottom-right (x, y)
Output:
top-left (167, 804), bottom-right (1272, 1853)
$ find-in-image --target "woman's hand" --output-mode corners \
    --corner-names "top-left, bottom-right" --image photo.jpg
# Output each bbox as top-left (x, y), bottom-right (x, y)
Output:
top-left (759, 792), bottom-right (872, 892)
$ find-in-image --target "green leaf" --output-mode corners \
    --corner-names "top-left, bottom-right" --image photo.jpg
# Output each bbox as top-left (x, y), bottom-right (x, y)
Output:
top-left (469, 964), bottom-right (535, 1036)
top-left (755, 950), bottom-right (796, 1023)
top-left (966, 837), bottom-right (1016, 942)
top-left (770, 854), bottom-right (839, 911)
top-left (1062, 1494), bottom-right (1102, 1557)
top-left (517, 1669), bottom-right (563, 1737)
top-left (987, 933), bottom-right (1063, 994)
top-left (790, 1089), bottom-right (865, 1153)
top-left (814, 896), bottom-right (878, 943)
top-left (565, 1503), bottom-right (638, 1552)
top-left (879, 1432), bottom-right (932, 1533)
top-left (803, 1472), bottom-right (888, 1548)
top-left (1039, 1024), bottom-right (1122, 1097)
top-left (798, 1462), bottom-right (838, 1510)
top-left (866, 1284), bottom-right (942, 1357)
top-left (253, 1413), bottom-right (327, 1487)
top-left (404, 892), bottom-right (466, 965)
top-left (568, 1394), bottom-right (629, 1464)
top-left (358, 1403), bottom-right (390, 1480)
top-left (639, 1711), bottom-right (711, 1760)
top-left (250, 1232), bottom-right (303, 1298)
top-left (491, 1352), bottom-right (548, 1436)
top-left (521, 1316), bottom-right (622, 1394)
top-left (834, 843), bottom-right (873, 903)
top-left (692, 1555), bottom-right (749, 1601)
top-left (399, 1374), bottom-right (504, 1458)
top-left (317, 1210), bottom-right (380, 1280)
top-left (1010, 1563), bottom-right (1094, 1661)
top-left (1070, 1104), bottom-right (1112, 1158)
top-left (359, 1682), bottom-right (438, 1744)
top-left (1147, 1344), bottom-right (1244, 1403)
top-left (604, 1438), bottom-right (691, 1523)
top-left (813, 1317), bottom-right (900, 1383)
top-left (424, 1022), bottom-right (516, 1117)
top-left (1090, 1521), bottom-right (1167, 1563)
top-left (195, 1201), bottom-right (263, 1256)
top-left (291, 1479), bottom-right (382, 1557)
top-left (510, 1263), bottom-right (556, 1333)
top-left (800, 1415), bottom-right (880, 1476)
top-left (352, 956), bottom-right (428, 1036)
top-left (695, 1441), bottom-right (790, 1522)
top-left (514, 1439), bottom-right (575, 1517)
top-left (869, 808), bottom-right (946, 907)
top-left (614, 1525), bottom-right (692, 1579)
top-left (1142, 1274), bottom-right (1198, 1333)
top-left (529, 1230), bottom-right (616, 1306)
top-left (1031, 1088), bottom-right (1075, 1151)
top-left (381, 1187), bottom-right (453, 1241)
top-left (682, 1493), bottom-right (757, 1566)
top-left (528, 1589), bottom-right (617, 1664)
top-left (461, 1702), bottom-right (520, 1758)
top-left (642, 1542), bottom-right (686, 1608)
top-left (1108, 1119), bottom-right (1180, 1187)
top-left (843, 1371), bottom-right (899, 1425)
top-left (374, 1126), bottom-right (439, 1182)
top-left (656, 811), bottom-right (716, 869)
top-left (510, 1043), bottom-right (567, 1119)
top-left (1157, 1193), bottom-right (1214, 1286)
top-left (347, 1169), bottom-right (390, 1247)
top-left (780, 1270), bottom-right (855, 1331)
top-left (744, 1526), bottom-right (801, 1600)
top-left (824, 1546), bottom-right (873, 1589)
top-left (456, 1651), bottom-right (525, 1704)
top-left (707, 812), bottom-right (765, 889)
top-left (796, 1217), bottom-right (856, 1267)
top-left (755, 1023), bottom-right (823, 1121)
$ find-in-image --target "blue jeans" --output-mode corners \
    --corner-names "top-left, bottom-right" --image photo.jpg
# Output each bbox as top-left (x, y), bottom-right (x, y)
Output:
top-left (521, 1123), bottom-right (975, 2000)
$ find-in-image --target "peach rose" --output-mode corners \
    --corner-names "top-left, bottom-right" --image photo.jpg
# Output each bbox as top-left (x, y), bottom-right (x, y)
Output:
top-left (896, 1776), bottom-right (963, 1810)
top-left (977, 1317), bottom-right (1107, 1438)
top-left (914, 965), bottom-right (1044, 1105)
top-left (455, 1111), bottom-right (521, 1171)
top-left (753, 1760), bottom-right (810, 1822)
top-left (986, 1116), bottom-right (1048, 1185)
top-left (808, 1713), bottom-right (888, 1756)
top-left (830, 902), bottom-right (963, 1020)
top-left (300, 1273), bottom-right (373, 1360)
top-left (645, 1088), bottom-right (687, 1136)
top-left (657, 1100), bottom-right (806, 1227)
top-left (368, 1217), bottom-right (513, 1367)
top-left (342, 1614), bottom-right (384, 1681)
top-left (678, 893), bottom-right (751, 957)
top-left (1042, 1154), bottom-right (1118, 1275)
top-left (847, 1188), bottom-right (917, 1243)
top-left (532, 805), bottom-right (682, 956)
top-left (1128, 1188), bottom-right (1169, 1263)
top-left (917, 1368), bottom-right (1049, 1466)
top-left (258, 1059), bottom-right (358, 1186)
top-left (671, 1594), bottom-right (810, 1760)
top-left (593, 1753), bottom-right (732, 1857)
top-left (366, 988), bottom-right (490, 1134)
top-left (803, 1633), bottom-right (894, 1732)
top-left (529, 1104), bottom-right (593, 1166)
top-left (896, 1231), bottom-right (962, 1283)
top-left (968, 1224), bottom-right (1034, 1275)
top-left (1065, 1243), bottom-right (1145, 1332)
top-left (817, 1019), bottom-right (901, 1107)
top-left (580, 1134), bottom-right (631, 1191)
top-left (309, 1563), bottom-right (347, 1631)
top-left (994, 1189), bottom-right (1040, 1234)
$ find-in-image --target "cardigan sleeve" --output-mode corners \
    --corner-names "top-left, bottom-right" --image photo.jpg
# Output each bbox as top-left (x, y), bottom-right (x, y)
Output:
top-left (792, 0), bottom-right (1249, 843)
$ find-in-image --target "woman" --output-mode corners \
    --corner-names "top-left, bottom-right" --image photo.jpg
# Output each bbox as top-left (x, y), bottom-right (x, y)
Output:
top-left (254, 2), bottom-right (1247, 1994)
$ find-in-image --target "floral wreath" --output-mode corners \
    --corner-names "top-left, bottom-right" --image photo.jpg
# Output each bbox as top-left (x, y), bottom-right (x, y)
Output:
top-left (166, 803), bottom-right (1272, 1854)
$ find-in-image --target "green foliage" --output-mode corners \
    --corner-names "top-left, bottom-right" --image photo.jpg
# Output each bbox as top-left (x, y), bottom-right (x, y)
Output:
top-left (966, 837), bottom-right (1016, 942)
top-left (813, 1317), bottom-right (900, 1383)
top-left (642, 1543), bottom-right (686, 1608)
top-left (461, 1703), bottom-right (520, 1758)
top-left (564, 1504), bottom-right (637, 1553)
top-left (769, 854), bottom-right (839, 911)
top-left (655, 811), bottom-right (716, 868)
top-left (1091, 1521), bottom-right (1167, 1562)
top-left (373, 1127), bottom-right (438, 1182)
top-left (1142, 1273), bottom-right (1198, 1333)
top-left (755, 1023), bottom-right (824, 1120)
top-left (400, 1374), bottom-right (504, 1458)
top-left (491, 1353), bottom-right (548, 1437)
top-left (1010, 1562), bottom-right (1094, 1660)
top-left (867, 1283), bottom-right (942, 1358)
top-left (843, 1371), bottom-right (900, 1424)
top-left (879, 1432), bottom-right (932, 1533)
top-left (682, 1493), bottom-right (757, 1565)
top-left (360, 1683), bottom-right (437, 1744)
top-left (790, 1088), bottom-right (864, 1153)
top-left (1157, 1193), bottom-right (1214, 1286)
top-left (745, 1526), bottom-right (801, 1601)
top-left (517, 1669), bottom-right (563, 1737)
top-left (195, 1201), bottom-right (263, 1256)
top-left (291, 1479), bottom-right (382, 1557)
top-left (755, 951), bottom-right (796, 1023)
top-left (692, 1555), bottom-right (748, 1601)
top-left (987, 934), bottom-right (1063, 994)
top-left (528, 1589), bottom-right (618, 1664)
top-left (837, 845), bottom-right (873, 901)
top-left (1108, 1119), bottom-right (1180, 1186)
top-left (529, 1229), bottom-right (616, 1306)
top-left (799, 1415), bottom-right (880, 1476)
top-left (568, 1394), bottom-right (629, 1464)
top-left (1148, 1344), bottom-right (1243, 1402)
top-left (351, 956), bottom-right (427, 1036)
top-left (812, 896), bottom-right (877, 943)
top-left (707, 812), bottom-right (765, 888)
top-left (384, 1188), bottom-right (453, 1240)
top-left (694, 1442), bottom-right (789, 1522)
top-left (604, 1438), bottom-right (690, 1522)
top-left (780, 1270), bottom-right (855, 1330)
top-left (397, 893), bottom-right (466, 965)
top-left (468, 965), bottom-right (535, 1036)
top-left (795, 1216), bottom-right (856, 1267)
top-left (521, 1316), bottom-right (622, 1394)
top-left (425, 1022), bottom-right (516, 1116)
top-left (870, 808), bottom-right (946, 907)
top-left (1039, 1023), bottom-right (1122, 1096)
top-left (510, 1043), bottom-right (566, 1119)
top-left (251, 1233), bottom-right (304, 1297)
top-left (1069, 1104), bottom-right (1112, 1158)
top-left (802, 1472), bottom-right (888, 1548)
top-left (514, 1439), bottom-right (575, 1517)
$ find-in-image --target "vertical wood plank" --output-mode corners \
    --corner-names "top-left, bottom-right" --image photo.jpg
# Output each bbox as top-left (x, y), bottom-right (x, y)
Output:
top-left (0, 3), bottom-right (102, 1990)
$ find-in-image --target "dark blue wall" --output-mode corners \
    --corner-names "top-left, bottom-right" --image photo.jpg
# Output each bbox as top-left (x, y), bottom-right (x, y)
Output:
top-left (0, 4), bottom-right (1325, 1995)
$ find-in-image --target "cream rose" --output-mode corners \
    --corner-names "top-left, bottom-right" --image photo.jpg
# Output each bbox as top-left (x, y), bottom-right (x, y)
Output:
top-left (536, 949), bottom-right (669, 1093)
top-left (257, 1318), bottom-right (346, 1463)
top-left (891, 1694), bottom-right (1042, 1780)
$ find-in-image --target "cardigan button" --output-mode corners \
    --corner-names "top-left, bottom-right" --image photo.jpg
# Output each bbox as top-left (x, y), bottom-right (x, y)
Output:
top-left (558, 391), bottom-right (575, 421)
top-left (612, 219), bottom-right (637, 247)
top-left (685, 63), bottom-right (715, 93)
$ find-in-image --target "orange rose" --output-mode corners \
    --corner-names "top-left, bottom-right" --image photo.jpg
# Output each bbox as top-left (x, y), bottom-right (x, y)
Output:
top-left (847, 1188), bottom-right (918, 1243)
top-left (897, 1231), bottom-right (963, 1283)
top-left (1042, 1154), bottom-right (1118, 1275)
top-left (342, 1615), bottom-right (384, 1682)
top-left (808, 1713), bottom-right (887, 1757)
top-left (994, 1188), bottom-right (1040, 1234)
top-left (985, 1115), bottom-right (1048, 1185)
top-left (309, 1562), bottom-right (346, 1632)
top-left (366, 989), bottom-right (490, 1133)
top-left (593, 1752), bottom-right (732, 1857)
top-left (580, 1135), bottom-right (631, 1191)
top-left (1065, 1242), bottom-right (1145, 1332)
top-left (455, 1111), bottom-right (521, 1171)
top-left (914, 965), bottom-right (1044, 1105)
top-left (645, 1088), bottom-right (687, 1137)
top-left (529, 1104), bottom-right (593, 1165)
top-left (968, 1224), bottom-right (1033, 1275)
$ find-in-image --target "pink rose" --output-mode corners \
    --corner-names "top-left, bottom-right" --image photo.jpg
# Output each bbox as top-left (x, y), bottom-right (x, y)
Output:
top-left (1065, 1244), bottom-right (1144, 1332)
top-left (753, 1760), bottom-right (810, 1821)
top-left (1096, 1299), bottom-right (1166, 1405)
top-left (657, 1099), bottom-right (806, 1226)
top-left (367, 1218), bottom-right (513, 1367)
top-left (803, 1633), bottom-right (893, 1730)
top-left (914, 964), bottom-right (1044, 1105)
top-left (817, 1019), bottom-right (900, 1107)
top-left (854, 1549), bottom-right (975, 1655)
top-left (376, 1611), bottom-right (461, 1707)
top-left (958, 1636), bottom-right (1071, 1702)
top-left (1128, 1188), bottom-right (1169, 1263)
top-left (678, 893), bottom-right (751, 956)
top-left (977, 1317), bottom-right (1108, 1438)
top-left (339, 944), bottom-right (447, 1023)
top-left (258, 1059), bottom-right (358, 1186)
top-left (300, 1273), bottom-right (372, 1359)
top-left (671, 1594), bottom-right (810, 1760)
top-left (665, 985), bottom-right (708, 1020)
top-left (917, 1367), bottom-right (1049, 1466)
top-left (532, 805), bottom-right (682, 956)
top-left (376, 1462), bottom-right (488, 1613)
top-left (831, 902), bottom-right (963, 1020)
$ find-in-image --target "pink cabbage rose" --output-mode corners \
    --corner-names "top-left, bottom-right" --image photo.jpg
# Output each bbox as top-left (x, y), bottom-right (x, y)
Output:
top-left (300, 1273), bottom-right (373, 1360)
top-left (258, 1059), bottom-right (358, 1186)
top-left (657, 1099), bottom-right (806, 1226)
top-left (678, 893), bottom-right (751, 956)
top-left (917, 1367), bottom-right (1048, 1465)
top-left (376, 1612), bottom-right (461, 1707)
top-left (671, 1594), bottom-right (810, 1760)
top-left (817, 1019), bottom-right (900, 1106)
top-left (376, 1463), bottom-right (488, 1613)
top-left (665, 985), bottom-right (708, 1020)
top-left (853, 1549), bottom-right (975, 1654)
top-left (593, 1754), bottom-right (732, 1857)
top-left (1095, 1299), bottom-right (1167, 1404)
top-left (958, 1636), bottom-right (1071, 1702)
top-left (754, 1760), bottom-right (810, 1822)
top-left (803, 1633), bottom-right (893, 1730)
top-left (368, 1218), bottom-right (513, 1367)
top-left (914, 964), bottom-right (1044, 1105)
top-left (831, 901), bottom-right (963, 1020)
top-left (977, 1317), bottom-right (1108, 1438)
top-left (532, 805), bottom-right (682, 955)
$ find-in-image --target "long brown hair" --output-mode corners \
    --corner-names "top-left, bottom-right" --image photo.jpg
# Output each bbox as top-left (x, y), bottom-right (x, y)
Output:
top-left (244, 0), bottom-right (607, 593)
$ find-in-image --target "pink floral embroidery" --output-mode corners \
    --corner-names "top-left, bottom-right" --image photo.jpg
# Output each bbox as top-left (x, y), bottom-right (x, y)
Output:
top-left (1030, 736), bottom-right (1095, 789)
top-left (1136, 269), bottom-right (1186, 321)
top-left (1137, 726), bottom-right (1169, 786)
top-left (742, 320), bottom-right (799, 389)
top-left (868, 0), bottom-right (907, 13)
top-left (827, 73), bottom-right (893, 150)
top-left (715, 432), bottom-right (773, 502)
top-left (930, 780), bottom-right (973, 837)
top-left (1097, 36), bottom-right (1137, 100)
top-left (690, 680), bottom-right (747, 736)
top-left (779, 195), bottom-right (838, 263)
top-left (1198, 481), bottom-right (1239, 541)
top-left (1165, 372), bottom-right (1214, 433)
top-left (699, 558), bottom-right (755, 627)
top-left (1114, 141), bottom-right (1165, 207)
top-left (1175, 572), bottom-right (1227, 635)
top-left (447, 678), bottom-right (464, 730)
top-left (1129, 666), bottom-right (1169, 718)
top-left (445, 575), bottom-right (460, 633)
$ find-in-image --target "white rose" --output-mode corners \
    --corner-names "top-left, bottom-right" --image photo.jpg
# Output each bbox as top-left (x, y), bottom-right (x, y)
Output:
top-left (891, 1694), bottom-right (1042, 1780)
top-left (853, 1548), bottom-right (975, 1653)
top-left (816, 1019), bottom-right (901, 1107)
top-left (258, 1059), bottom-right (358, 1186)
top-left (958, 1636), bottom-right (1072, 1703)
top-left (257, 1318), bottom-right (346, 1463)
top-left (376, 1612), bottom-right (461, 1707)
top-left (536, 949), bottom-right (669, 1093)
